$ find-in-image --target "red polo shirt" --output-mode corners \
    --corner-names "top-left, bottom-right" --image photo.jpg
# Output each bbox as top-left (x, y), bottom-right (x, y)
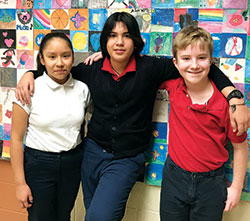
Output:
top-left (101, 56), bottom-right (136, 81)
top-left (160, 78), bottom-right (247, 172)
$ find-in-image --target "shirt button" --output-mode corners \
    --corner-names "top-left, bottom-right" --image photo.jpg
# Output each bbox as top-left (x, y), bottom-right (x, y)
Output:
top-left (186, 94), bottom-right (189, 97)
top-left (112, 126), bottom-right (117, 131)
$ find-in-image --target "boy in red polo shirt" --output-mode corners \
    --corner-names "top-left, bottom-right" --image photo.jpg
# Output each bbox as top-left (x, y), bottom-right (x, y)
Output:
top-left (159, 26), bottom-right (248, 221)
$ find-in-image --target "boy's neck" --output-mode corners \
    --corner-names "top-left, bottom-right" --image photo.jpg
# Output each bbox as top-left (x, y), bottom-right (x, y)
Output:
top-left (185, 78), bottom-right (214, 105)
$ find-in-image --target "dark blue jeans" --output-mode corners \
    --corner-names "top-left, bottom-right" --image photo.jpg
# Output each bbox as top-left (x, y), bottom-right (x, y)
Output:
top-left (24, 144), bottom-right (83, 221)
top-left (81, 138), bottom-right (145, 221)
top-left (160, 156), bottom-right (227, 221)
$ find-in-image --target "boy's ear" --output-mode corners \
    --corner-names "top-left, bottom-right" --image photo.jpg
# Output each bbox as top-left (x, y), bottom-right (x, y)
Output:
top-left (210, 57), bottom-right (213, 65)
top-left (173, 57), bottom-right (178, 69)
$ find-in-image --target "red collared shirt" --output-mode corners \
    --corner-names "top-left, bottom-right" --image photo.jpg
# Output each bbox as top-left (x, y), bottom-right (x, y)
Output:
top-left (101, 56), bottom-right (136, 81)
top-left (160, 78), bottom-right (247, 172)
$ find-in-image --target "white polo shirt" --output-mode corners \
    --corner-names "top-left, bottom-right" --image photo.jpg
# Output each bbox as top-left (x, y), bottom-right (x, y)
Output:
top-left (14, 72), bottom-right (90, 153)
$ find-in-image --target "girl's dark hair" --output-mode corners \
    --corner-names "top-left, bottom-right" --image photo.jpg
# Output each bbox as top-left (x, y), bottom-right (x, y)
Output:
top-left (36, 32), bottom-right (74, 76)
top-left (100, 12), bottom-right (145, 59)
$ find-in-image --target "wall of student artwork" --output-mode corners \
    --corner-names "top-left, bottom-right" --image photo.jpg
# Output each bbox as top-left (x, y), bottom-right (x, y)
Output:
top-left (0, 0), bottom-right (250, 201)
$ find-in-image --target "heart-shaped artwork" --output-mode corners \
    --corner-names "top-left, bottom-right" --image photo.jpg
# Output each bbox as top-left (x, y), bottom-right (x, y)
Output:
top-left (56, 0), bottom-right (68, 7)
top-left (90, 33), bottom-right (101, 52)
top-left (18, 11), bottom-right (32, 24)
top-left (4, 38), bottom-right (14, 48)
top-left (3, 32), bottom-right (7, 37)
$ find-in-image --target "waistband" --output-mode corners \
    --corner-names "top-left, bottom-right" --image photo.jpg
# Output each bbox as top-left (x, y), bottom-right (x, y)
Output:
top-left (24, 143), bottom-right (82, 159)
top-left (167, 156), bottom-right (224, 177)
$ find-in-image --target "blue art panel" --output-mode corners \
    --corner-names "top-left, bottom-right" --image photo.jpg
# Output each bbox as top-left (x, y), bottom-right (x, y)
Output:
top-left (140, 32), bottom-right (150, 55)
top-left (89, 8), bottom-right (107, 31)
top-left (245, 60), bottom-right (250, 83)
top-left (0, 9), bottom-right (15, 23)
top-left (144, 142), bottom-right (168, 186)
top-left (151, 8), bottom-right (174, 28)
top-left (151, 122), bottom-right (168, 143)
top-left (221, 33), bottom-right (247, 58)
top-left (245, 83), bottom-right (250, 107)
top-left (173, 8), bottom-right (199, 33)
top-left (0, 124), bottom-right (3, 140)
top-left (211, 33), bottom-right (221, 58)
top-left (33, 0), bottom-right (52, 9)
top-left (89, 31), bottom-right (101, 52)
top-left (151, 0), bottom-right (175, 8)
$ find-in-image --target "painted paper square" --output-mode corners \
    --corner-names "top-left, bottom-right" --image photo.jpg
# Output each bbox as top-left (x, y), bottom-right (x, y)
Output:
top-left (71, 30), bottom-right (88, 52)
top-left (151, 8), bottom-right (174, 32)
top-left (150, 32), bottom-right (172, 56)
top-left (69, 9), bottom-right (89, 30)
top-left (89, 9), bottom-right (107, 31)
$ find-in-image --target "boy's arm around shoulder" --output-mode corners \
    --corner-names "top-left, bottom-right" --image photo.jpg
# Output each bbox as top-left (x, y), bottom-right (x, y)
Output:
top-left (224, 139), bottom-right (248, 212)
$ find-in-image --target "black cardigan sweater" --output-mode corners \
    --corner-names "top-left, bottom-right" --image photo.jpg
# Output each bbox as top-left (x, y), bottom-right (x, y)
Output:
top-left (35, 56), bottom-right (233, 158)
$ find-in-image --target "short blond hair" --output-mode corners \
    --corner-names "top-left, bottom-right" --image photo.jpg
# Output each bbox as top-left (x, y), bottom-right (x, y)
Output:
top-left (172, 26), bottom-right (213, 59)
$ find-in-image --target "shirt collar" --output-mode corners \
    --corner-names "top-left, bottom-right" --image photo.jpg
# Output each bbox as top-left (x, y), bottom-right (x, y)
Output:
top-left (43, 72), bottom-right (74, 89)
top-left (101, 56), bottom-right (136, 81)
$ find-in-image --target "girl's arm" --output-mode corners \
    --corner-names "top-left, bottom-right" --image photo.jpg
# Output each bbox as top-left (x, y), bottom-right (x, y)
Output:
top-left (224, 140), bottom-right (248, 212)
top-left (10, 103), bottom-right (33, 209)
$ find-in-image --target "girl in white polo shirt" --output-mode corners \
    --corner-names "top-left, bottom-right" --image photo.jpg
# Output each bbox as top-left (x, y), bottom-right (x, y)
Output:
top-left (10, 33), bottom-right (90, 221)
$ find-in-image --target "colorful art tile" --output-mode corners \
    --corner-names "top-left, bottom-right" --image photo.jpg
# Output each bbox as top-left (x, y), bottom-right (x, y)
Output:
top-left (175, 0), bottom-right (199, 8)
top-left (151, 8), bottom-right (174, 32)
top-left (222, 9), bottom-right (249, 33)
top-left (81, 0), bottom-right (107, 8)
top-left (33, 30), bottom-right (51, 50)
top-left (16, 0), bottom-right (33, 9)
top-left (222, 0), bottom-right (248, 9)
top-left (245, 83), bottom-right (250, 106)
top-left (0, 48), bottom-right (16, 68)
top-left (211, 33), bottom-right (221, 58)
top-left (0, 106), bottom-right (2, 123)
top-left (173, 8), bottom-right (198, 33)
top-left (51, 9), bottom-right (69, 30)
top-left (69, 9), bottom-right (88, 30)
top-left (0, 124), bottom-right (3, 139)
top-left (151, 0), bottom-right (175, 8)
top-left (89, 8), bottom-right (107, 31)
top-left (130, 8), bottom-right (151, 33)
top-left (71, 30), bottom-right (88, 52)
top-left (150, 32), bottom-right (172, 56)
top-left (88, 31), bottom-right (101, 53)
top-left (129, 0), bottom-right (151, 9)
top-left (16, 9), bottom-right (33, 31)
top-left (245, 60), bottom-right (250, 83)
top-left (33, 9), bottom-right (50, 30)
top-left (33, 0), bottom-right (51, 9)
top-left (199, 0), bottom-right (222, 8)
top-left (221, 33), bottom-right (247, 58)
top-left (140, 32), bottom-right (150, 55)
top-left (16, 50), bottom-right (33, 69)
top-left (144, 142), bottom-right (168, 186)
top-left (16, 30), bottom-right (33, 50)
top-left (108, 0), bottom-right (129, 8)
top-left (151, 122), bottom-right (168, 143)
top-left (220, 58), bottom-right (245, 83)
top-left (3, 123), bottom-right (10, 140)
top-left (0, 67), bottom-right (16, 87)
top-left (52, 0), bottom-right (71, 9)
top-left (0, 0), bottom-right (17, 9)
top-left (2, 140), bottom-right (10, 159)
top-left (0, 9), bottom-right (15, 29)
top-left (0, 29), bottom-right (16, 49)
top-left (198, 9), bottom-right (223, 33)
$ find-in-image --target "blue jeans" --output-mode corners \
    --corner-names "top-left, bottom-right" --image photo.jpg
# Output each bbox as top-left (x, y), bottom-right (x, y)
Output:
top-left (160, 156), bottom-right (227, 221)
top-left (81, 138), bottom-right (145, 221)
top-left (24, 144), bottom-right (83, 221)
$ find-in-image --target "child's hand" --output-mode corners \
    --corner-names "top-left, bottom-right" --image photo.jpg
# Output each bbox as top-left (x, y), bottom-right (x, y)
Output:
top-left (15, 71), bottom-right (35, 106)
top-left (84, 52), bottom-right (103, 65)
top-left (224, 186), bottom-right (242, 212)
top-left (16, 183), bottom-right (33, 209)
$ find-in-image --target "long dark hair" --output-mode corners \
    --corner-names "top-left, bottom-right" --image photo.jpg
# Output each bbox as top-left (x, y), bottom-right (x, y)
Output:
top-left (36, 32), bottom-right (74, 76)
top-left (100, 12), bottom-right (145, 59)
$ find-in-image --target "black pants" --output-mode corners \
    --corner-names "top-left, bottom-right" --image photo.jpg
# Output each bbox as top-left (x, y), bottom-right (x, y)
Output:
top-left (160, 156), bottom-right (227, 221)
top-left (24, 144), bottom-right (83, 221)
